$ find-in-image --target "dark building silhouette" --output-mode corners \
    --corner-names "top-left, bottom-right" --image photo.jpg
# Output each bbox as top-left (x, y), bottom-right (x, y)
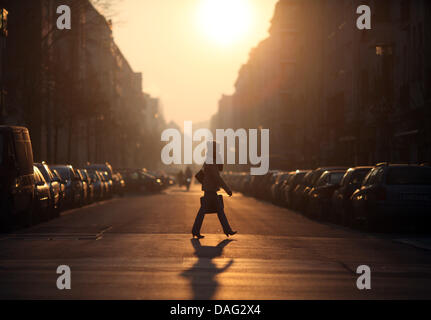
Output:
top-left (0, 0), bottom-right (165, 169)
top-left (211, 0), bottom-right (431, 169)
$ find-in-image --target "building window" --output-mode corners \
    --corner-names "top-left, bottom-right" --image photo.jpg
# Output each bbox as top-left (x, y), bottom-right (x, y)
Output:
top-left (376, 45), bottom-right (393, 56)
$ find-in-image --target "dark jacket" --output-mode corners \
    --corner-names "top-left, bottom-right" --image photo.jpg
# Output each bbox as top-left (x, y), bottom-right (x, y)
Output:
top-left (202, 163), bottom-right (231, 193)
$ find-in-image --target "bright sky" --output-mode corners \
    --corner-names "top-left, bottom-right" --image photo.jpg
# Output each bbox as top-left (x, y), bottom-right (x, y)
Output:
top-left (113, 0), bottom-right (278, 127)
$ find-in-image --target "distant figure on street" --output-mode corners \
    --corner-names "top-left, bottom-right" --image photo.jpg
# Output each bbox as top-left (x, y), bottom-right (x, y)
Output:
top-left (177, 169), bottom-right (184, 187)
top-left (185, 166), bottom-right (193, 191)
top-left (192, 141), bottom-right (237, 239)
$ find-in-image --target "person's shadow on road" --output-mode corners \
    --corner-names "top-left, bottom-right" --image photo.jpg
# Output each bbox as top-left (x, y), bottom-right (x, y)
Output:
top-left (180, 238), bottom-right (234, 300)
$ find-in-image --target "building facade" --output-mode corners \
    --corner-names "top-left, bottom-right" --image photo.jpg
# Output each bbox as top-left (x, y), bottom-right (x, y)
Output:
top-left (0, 0), bottom-right (164, 169)
top-left (212, 0), bottom-right (431, 170)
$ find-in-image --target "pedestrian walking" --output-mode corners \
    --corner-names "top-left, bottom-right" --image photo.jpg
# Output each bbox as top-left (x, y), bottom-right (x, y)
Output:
top-left (192, 141), bottom-right (237, 239)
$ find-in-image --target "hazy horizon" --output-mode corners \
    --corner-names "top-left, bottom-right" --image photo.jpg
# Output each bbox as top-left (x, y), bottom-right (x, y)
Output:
top-left (112, 0), bottom-right (278, 128)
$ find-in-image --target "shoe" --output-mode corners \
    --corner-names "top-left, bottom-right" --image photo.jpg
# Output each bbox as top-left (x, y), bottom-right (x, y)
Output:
top-left (192, 233), bottom-right (205, 239)
top-left (225, 231), bottom-right (237, 237)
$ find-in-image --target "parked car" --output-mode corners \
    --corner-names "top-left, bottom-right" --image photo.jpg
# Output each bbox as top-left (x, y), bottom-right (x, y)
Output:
top-left (282, 170), bottom-right (310, 208)
top-left (85, 162), bottom-right (114, 181)
top-left (78, 169), bottom-right (89, 204)
top-left (270, 172), bottom-right (290, 204)
top-left (88, 170), bottom-right (105, 200)
top-left (0, 126), bottom-right (35, 230)
top-left (33, 165), bottom-right (52, 222)
top-left (51, 169), bottom-right (67, 211)
top-left (35, 162), bottom-right (61, 217)
top-left (291, 171), bottom-right (314, 210)
top-left (112, 172), bottom-right (126, 197)
top-left (307, 170), bottom-right (346, 219)
top-left (239, 174), bottom-right (252, 195)
top-left (300, 167), bottom-right (348, 212)
top-left (78, 169), bottom-right (93, 204)
top-left (50, 165), bottom-right (82, 208)
top-left (331, 166), bottom-right (372, 224)
top-left (141, 170), bottom-right (163, 193)
top-left (100, 171), bottom-right (113, 198)
top-left (350, 164), bottom-right (431, 231)
top-left (120, 168), bottom-right (164, 194)
top-left (253, 170), bottom-right (279, 200)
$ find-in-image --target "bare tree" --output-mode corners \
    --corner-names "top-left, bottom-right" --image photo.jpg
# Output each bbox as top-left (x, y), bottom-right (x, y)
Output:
top-left (90, 0), bottom-right (123, 22)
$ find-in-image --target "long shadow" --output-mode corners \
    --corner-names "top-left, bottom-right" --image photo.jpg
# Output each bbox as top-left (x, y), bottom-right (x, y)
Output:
top-left (180, 238), bottom-right (234, 300)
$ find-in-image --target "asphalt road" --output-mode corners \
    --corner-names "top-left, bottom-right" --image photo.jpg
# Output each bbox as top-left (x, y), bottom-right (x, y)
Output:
top-left (1, 184), bottom-right (431, 299)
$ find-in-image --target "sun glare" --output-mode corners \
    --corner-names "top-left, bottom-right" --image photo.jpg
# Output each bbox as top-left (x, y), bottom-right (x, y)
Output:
top-left (197, 0), bottom-right (253, 46)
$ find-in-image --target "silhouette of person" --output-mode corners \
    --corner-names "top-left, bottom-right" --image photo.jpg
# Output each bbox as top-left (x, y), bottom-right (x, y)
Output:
top-left (192, 141), bottom-right (237, 238)
top-left (177, 169), bottom-right (184, 187)
top-left (180, 239), bottom-right (234, 299)
top-left (185, 166), bottom-right (192, 191)
top-left (185, 166), bottom-right (192, 179)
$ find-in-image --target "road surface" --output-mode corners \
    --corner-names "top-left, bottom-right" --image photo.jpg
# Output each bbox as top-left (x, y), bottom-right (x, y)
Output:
top-left (1, 185), bottom-right (431, 299)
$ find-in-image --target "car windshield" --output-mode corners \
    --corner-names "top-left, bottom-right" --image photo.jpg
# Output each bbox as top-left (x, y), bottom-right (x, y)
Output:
top-left (303, 172), bottom-right (313, 185)
top-left (37, 165), bottom-right (51, 182)
top-left (52, 167), bottom-right (71, 180)
top-left (351, 169), bottom-right (371, 185)
top-left (81, 170), bottom-right (88, 179)
top-left (330, 172), bottom-right (345, 185)
top-left (295, 172), bottom-right (306, 183)
top-left (279, 174), bottom-right (289, 182)
top-left (386, 167), bottom-right (431, 185)
top-left (316, 173), bottom-right (328, 186)
top-left (77, 170), bottom-right (84, 180)
top-left (311, 170), bottom-right (324, 185)
top-left (52, 170), bottom-right (61, 181)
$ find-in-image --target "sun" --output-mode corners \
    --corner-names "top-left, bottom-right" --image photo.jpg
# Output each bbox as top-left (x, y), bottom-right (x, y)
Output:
top-left (197, 0), bottom-right (253, 46)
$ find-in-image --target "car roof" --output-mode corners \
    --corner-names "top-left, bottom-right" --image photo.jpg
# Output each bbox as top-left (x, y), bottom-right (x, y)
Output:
top-left (376, 163), bottom-right (428, 168)
top-left (0, 126), bottom-right (29, 132)
top-left (324, 169), bottom-right (346, 174)
top-left (316, 167), bottom-right (347, 171)
top-left (320, 169), bottom-right (343, 175)
top-left (347, 166), bottom-right (373, 171)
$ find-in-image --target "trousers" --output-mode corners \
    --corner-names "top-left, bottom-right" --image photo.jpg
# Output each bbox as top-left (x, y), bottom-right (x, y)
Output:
top-left (191, 191), bottom-right (233, 234)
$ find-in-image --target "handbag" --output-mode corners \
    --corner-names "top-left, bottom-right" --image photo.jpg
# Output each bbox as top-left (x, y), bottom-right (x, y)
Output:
top-left (200, 194), bottom-right (224, 214)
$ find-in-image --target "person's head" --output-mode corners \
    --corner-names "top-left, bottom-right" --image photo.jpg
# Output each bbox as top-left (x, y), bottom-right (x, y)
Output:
top-left (205, 140), bottom-right (223, 171)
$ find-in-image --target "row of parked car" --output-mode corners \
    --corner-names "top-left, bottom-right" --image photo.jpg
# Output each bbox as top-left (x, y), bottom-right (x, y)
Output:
top-left (223, 163), bottom-right (431, 232)
top-left (118, 168), bottom-right (174, 194)
top-left (1, 126), bottom-right (170, 232)
top-left (4, 159), bottom-right (126, 231)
